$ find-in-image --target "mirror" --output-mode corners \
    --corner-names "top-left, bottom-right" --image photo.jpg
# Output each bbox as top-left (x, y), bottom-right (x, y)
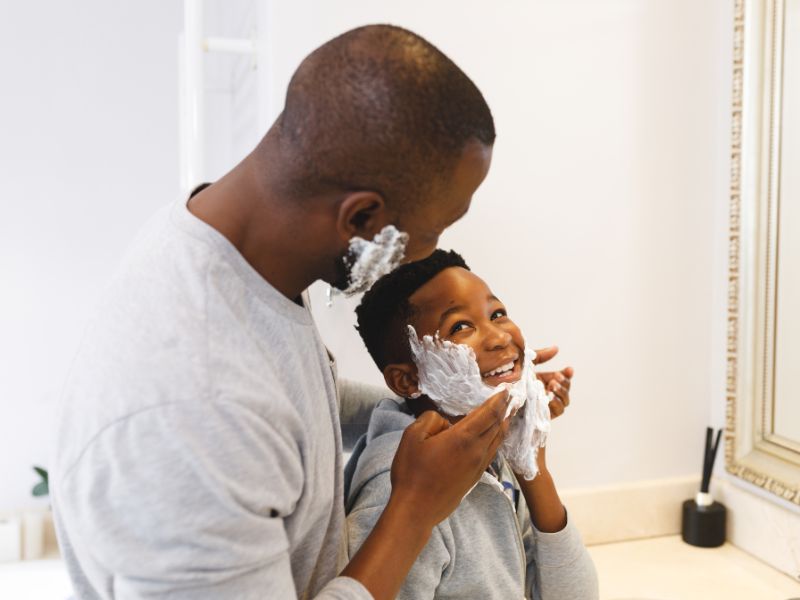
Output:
top-left (727, 0), bottom-right (800, 504)
top-left (774, 0), bottom-right (800, 444)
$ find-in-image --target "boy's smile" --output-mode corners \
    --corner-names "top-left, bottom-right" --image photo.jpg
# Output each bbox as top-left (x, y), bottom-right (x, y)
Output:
top-left (407, 266), bottom-right (526, 389)
top-left (481, 355), bottom-right (521, 386)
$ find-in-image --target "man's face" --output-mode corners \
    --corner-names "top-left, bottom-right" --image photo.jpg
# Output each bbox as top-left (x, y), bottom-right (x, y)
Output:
top-left (397, 141), bottom-right (493, 263)
top-left (408, 267), bottom-right (526, 387)
top-left (330, 140), bottom-right (492, 293)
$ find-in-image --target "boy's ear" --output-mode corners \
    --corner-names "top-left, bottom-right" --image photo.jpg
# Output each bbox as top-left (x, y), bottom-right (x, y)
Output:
top-left (383, 363), bottom-right (419, 398)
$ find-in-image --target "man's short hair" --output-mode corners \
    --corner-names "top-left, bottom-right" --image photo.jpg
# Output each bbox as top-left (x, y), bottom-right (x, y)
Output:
top-left (355, 249), bottom-right (470, 371)
top-left (275, 25), bottom-right (495, 207)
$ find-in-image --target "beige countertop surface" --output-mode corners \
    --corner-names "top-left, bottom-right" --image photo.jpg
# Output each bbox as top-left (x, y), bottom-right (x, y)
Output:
top-left (588, 535), bottom-right (800, 600)
top-left (1, 534), bottom-right (799, 599)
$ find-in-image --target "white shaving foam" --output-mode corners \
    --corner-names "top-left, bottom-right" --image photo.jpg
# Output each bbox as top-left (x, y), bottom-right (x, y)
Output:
top-left (407, 325), bottom-right (551, 480)
top-left (340, 225), bottom-right (409, 296)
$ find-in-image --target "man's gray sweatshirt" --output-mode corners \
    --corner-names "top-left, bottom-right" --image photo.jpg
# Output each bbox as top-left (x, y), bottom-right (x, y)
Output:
top-left (51, 199), bottom-right (372, 599)
top-left (345, 399), bottom-right (599, 600)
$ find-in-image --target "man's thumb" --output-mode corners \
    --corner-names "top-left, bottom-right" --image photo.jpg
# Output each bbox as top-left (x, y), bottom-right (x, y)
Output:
top-left (410, 409), bottom-right (450, 439)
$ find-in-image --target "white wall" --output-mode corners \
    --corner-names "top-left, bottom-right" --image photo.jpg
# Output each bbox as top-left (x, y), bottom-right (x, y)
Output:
top-left (265, 0), bottom-right (735, 488)
top-left (0, 2), bottom-right (182, 511)
top-left (0, 0), bottom-right (735, 511)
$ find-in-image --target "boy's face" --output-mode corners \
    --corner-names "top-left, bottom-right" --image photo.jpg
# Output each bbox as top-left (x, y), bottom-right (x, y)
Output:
top-left (407, 267), bottom-right (525, 388)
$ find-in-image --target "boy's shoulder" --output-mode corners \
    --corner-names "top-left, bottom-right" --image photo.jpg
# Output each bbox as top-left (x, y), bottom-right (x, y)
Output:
top-left (366, 397), bottom-right (416, 436)
top-left (345, 398), bottom-right (414, 510)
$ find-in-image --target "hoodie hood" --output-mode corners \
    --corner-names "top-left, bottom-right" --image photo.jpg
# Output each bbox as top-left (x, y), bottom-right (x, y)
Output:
top-left (344, 398), bottom-right (414, 512)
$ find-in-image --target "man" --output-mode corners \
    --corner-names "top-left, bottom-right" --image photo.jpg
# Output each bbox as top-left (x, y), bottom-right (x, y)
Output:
top-left (52, 25), bottom-right (570, 599)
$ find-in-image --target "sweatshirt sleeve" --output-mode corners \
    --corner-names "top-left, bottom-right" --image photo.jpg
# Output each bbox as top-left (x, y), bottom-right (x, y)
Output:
top-left (346, 472), bottom-right (451, 600)
top-left (54, 400), bottom-right (373, 600)
top-left (520, 508), bottom-right (599, 600)
top-left (337, 378), bottom-right (396, 450)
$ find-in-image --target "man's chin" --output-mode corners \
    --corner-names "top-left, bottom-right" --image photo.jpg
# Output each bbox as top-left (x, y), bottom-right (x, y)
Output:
top-left (329, 277), bottom-right (350, 292)
top-left (329, 254), bottom-right (351, 291)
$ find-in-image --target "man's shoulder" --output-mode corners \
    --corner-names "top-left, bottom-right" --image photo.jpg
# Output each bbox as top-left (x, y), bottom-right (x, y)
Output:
top-left (54, 392), bottom-right (307, 490)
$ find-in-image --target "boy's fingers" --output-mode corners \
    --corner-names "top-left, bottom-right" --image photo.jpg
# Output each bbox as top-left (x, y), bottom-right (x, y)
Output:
top-left (549, 378), bottom-right (569, 404)
top-left (532, 346), bottom-right (559, 365)
top-left (554, 373), bottom-right (571, 393)
top-left (456, 389), bottom-right (510, 437)
top-left (536, 371), bottom-right (555, 384)
top-left (547, 381), bottom-right (569, 406)
top-left (549, 394), bottom-right (565, 418)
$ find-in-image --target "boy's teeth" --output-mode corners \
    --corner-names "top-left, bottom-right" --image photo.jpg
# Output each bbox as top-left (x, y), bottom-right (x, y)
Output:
top-left (484, 361), bottom-right (515, 377)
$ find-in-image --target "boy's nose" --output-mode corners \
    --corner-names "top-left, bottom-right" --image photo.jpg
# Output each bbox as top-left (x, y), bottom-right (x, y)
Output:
top-left (484, 324), bottom-right (512, 350)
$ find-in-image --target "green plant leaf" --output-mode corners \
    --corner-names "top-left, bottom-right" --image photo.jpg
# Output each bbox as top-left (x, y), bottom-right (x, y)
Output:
top-left (32, 481), bottom-right (49, 497)
top-left (33, 466), bottom-right (48, 482)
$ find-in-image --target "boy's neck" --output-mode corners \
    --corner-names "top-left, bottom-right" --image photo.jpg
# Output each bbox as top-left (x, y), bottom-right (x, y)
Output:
top-left (405, 396), bottom-right (461, 425)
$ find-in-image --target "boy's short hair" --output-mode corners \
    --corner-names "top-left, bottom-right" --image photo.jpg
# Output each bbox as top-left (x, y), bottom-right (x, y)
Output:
top-left (355, 249), bottom-right (470, 371)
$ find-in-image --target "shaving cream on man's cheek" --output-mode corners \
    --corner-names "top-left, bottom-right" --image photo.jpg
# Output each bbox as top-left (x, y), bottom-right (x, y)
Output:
top-left (407, 325), bottom-right (551, 480)
top-left (340, 225), bottom-right (409, 296)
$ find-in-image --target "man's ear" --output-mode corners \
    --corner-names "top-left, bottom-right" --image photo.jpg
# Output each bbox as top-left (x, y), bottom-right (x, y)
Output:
top-left (335, 191), bottom-right (389, 243)
top-left (383, 363), bottom-right (419, 398)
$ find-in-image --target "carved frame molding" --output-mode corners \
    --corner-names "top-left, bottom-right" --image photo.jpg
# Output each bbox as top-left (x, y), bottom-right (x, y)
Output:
top-left (726, 0), bottom-right (800, 505)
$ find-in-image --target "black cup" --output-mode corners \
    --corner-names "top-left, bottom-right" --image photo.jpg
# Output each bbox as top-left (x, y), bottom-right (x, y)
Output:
top-left (681, 499), bottom-right (726, 548)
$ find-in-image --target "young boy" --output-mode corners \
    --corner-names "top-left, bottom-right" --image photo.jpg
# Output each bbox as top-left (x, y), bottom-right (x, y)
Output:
top-left (345, 249), bottom-right (598, 599)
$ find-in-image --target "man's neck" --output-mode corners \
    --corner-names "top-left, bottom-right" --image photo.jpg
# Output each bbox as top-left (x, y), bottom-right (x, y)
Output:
top-left (187, 155), bottom-right (329, 300)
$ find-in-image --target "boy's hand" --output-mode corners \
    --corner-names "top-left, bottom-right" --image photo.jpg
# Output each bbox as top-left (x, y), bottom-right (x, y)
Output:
top-left (532, 346), bottom-right (573, 418)
top-left (516, 446), bottom-right (568, 533)
top-left (389, 388), bottom-right (511, 530)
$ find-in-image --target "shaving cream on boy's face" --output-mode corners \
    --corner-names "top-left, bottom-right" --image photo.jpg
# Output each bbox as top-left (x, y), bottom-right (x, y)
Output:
top-left (407, 325), bottom-right (552, 480)
top-left (338, 225), bottom-right (409, 297)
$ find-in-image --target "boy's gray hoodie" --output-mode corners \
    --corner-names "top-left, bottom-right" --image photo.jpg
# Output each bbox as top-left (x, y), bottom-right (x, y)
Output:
top-left (345, 399), bottom-right (599, 600)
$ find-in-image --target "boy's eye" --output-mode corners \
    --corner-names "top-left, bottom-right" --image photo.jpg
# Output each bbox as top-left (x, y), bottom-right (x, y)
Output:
top-left (449, 321), bottom-right (471, 335)
top-left (490, 309), bottom-right (507, 320)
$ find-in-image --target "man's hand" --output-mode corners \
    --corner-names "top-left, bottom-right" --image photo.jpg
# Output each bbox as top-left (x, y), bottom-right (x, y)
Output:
top-left (532, 346), bottom-right (573, 418)
top-left (342, 389), bottom-right (511, 600)
top-left (389, 388), bottom-right (511, 529)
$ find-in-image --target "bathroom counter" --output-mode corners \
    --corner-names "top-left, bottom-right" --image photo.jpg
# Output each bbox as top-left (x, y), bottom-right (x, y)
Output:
top-left (587, 534), bottom-right (800, 600)
top-left (0, 556), bottom-right (71, 600)
top-left (2, 535), bottom-right (799, 599)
